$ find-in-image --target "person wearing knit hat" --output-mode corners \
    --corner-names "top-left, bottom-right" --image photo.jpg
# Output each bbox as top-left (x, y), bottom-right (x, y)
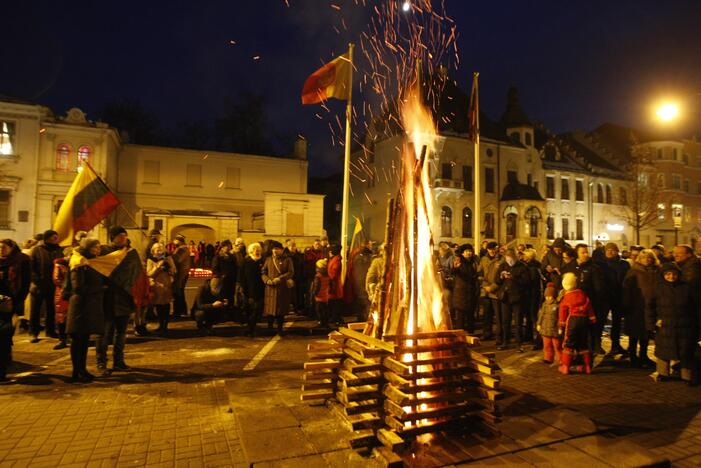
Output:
top-left (108, 226), bottom-right (127, 242)
top-left (494, 248), bottom-right (529, 351)
top-left (601, 241), bottom-right (630, 355)
top-left (262, 240), bottom-right (294, 333)
top-left (647, 261), bottom-right (699, 385)
top-left (311, 257), bottom-right (331, 328)
top-left (169, 233), bottom-right (191, 320)
top-left (537, 283), bottom-right (561, 364)
top-left (451, 243), bottom-right (478, 333)
top-left (557, 272), bottom-right (596, 375)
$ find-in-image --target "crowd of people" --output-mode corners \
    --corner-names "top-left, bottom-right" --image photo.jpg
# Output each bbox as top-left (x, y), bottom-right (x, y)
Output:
top-left (436, 238), bottom-right (701, 385)
top-left (1, 226), bottom-right (699, 387)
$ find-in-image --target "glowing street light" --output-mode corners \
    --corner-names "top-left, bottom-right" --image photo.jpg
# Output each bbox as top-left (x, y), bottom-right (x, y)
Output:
top-left (402, 1), bottom-right (411, 12)
top-left (655, 102), bottom-right (680, 122)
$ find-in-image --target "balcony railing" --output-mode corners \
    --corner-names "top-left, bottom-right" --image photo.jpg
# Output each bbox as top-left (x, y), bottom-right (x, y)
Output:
top-left (434, 178), bottom-right (463, 190)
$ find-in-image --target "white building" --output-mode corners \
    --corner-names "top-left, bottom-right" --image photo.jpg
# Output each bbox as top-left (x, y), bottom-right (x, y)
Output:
top-left (0, 97), bottom-right (324, 251)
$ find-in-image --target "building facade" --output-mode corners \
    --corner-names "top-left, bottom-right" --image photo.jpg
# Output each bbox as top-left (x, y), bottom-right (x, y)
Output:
top-left (0, 98), bottom-right (324, 251)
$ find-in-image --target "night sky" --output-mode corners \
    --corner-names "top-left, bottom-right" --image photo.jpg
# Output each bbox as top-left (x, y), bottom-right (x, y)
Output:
top-left (2, 1), bottom-right (701, 175)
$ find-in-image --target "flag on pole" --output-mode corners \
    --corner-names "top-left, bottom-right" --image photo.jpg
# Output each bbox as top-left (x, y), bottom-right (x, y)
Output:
top-left (54, 164), bottom-right (120, 246)
top-left (70, 247), bottom-right (150, 307)
top-left (349, 217), bottom-right (364, 254)
top-left (301, 53), bottom-right (352, 105)
top-left (468, 76), bottom-right (479, 142)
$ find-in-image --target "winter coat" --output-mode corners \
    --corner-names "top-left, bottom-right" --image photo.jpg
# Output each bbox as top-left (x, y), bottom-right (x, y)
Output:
top-left (212, 252), bottom-right (238, 301)
top-left (451, 256), bottom-right (479, 312)
top-left (558, 289), bottom-right (596, 327)
top-left (437, 253), bottom-right (455, 291)
top-left (100, 244), bottom-right (135, 318)
top-left (327, 255), bottom-right (343, 300)
top-left (350, 249), bottom-right (373, 301)
top-left (480, 254), bottom-right (502, 299)
top-left (0, 247), bottom-right (30, 316)
top-left (365, 255), bottom-right (386, 299)
top-left (238, 255), bottom-right (265, 303)
top-left (599, 256), bottom-right (630, 309)
top-left (537, 301), bottom-right (560, 337)
top-left (312, 269), bottom-right (331, 303)
top-left (303, 248), bottom-right (325, 280)
top-left (29, 242), bottom-right (63, 294)
top-left (285, 249), bottom-right (305, 283)
top-left (53, 259), bottom-right (69, 324)
top-left (495, 260), bottom-right (530, 305)
top-left (146, 256), bottom-right (176, 305)
top-left (622, 263), bottom-right (659, 339)
top-left (524, 259), bottom-right (544, 308)
top-left (66, 255), bottom-right (105, 335)
top-left (194, 280), bottom-right (226, 312)
top-left (645, 279), bottom-right (700, 361)
top-left (541, 249), bottom-right (564, 287)
top-left (261, 255), bottom-right (294, 317)
top-left (171, 244), bottom-right (191, 289)
top-left (677, 256), bottom-right (701, 289)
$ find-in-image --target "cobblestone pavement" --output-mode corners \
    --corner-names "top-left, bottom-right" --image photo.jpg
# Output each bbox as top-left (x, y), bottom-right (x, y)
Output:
top-left (1, 316), bottom-right (699, 467)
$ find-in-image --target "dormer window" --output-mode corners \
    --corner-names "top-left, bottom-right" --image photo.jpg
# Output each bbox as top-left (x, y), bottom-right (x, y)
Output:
top-left (524, 132), bottom-right (532, 146)
top-left (510, 132), bottom-right (520, 143)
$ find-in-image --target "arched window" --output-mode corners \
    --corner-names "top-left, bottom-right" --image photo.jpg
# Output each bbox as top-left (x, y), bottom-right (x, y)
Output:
top-left (597, 184), bottom-right (604, 203)
top-left (441, 206), bottom-right (452, 238)
top-left (462, 207), bottom-right (472, 238)
top-left (605, 185), bottom-right (612, 204)
top-left (77, 145), bottom-right (93, 166)
top-left (56, 144), bottom-right (71, 172)
top-left (619, 187), bottom-right (627, 205)
top-left (526, 206), bottom-right (541, 237)
top-left (504, 206), bottom-right (518, 241)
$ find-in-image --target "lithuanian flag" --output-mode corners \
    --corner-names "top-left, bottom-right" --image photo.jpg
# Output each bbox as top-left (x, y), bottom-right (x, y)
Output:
top-left (54, 164), bottom-right (120, 246)
top-left (301, 53), bottom-right (351, 105)
top-left (70, 247), bottom-right (150, 307)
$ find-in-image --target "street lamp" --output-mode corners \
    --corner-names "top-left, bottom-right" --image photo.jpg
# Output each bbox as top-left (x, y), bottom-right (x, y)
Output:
top-left (655, 102), bottom-right (680, 123)
top-left (401, 1), bottom-right (411, 12)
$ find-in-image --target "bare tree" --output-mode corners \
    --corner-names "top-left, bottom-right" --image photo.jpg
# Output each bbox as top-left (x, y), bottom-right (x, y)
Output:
top-left (618, 133), bottom-right (661, 245)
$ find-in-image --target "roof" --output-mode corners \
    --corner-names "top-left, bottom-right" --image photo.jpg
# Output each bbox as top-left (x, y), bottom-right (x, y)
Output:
top-left (500, 87), bottom-right (532, 127)
top-left (501, 182), bottom-right (544, 201)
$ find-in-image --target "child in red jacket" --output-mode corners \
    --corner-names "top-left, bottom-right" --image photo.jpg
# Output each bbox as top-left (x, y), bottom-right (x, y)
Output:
top-left (558, 272), bottom-right (596, 374)
top-left (310, 259), bottom-right (331, 328)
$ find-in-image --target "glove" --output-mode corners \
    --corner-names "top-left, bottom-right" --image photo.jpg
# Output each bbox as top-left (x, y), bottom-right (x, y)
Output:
top-left (536, 325), bottom-right (541, 332)
top-left (272, 277), bottom-right (281, 285)
top-left (266, 279), bottom-right (274, 286)
top-left (557, 328), bottom-right (563, 336)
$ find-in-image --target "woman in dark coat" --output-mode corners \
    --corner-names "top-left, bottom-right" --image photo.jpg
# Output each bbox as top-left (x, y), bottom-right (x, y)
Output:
top-left (0, 239), bottom-right (30, 382)
top-left (212, 240), bottom-right (238, 304)
top-left (495, 249), bottom-right (531, 352)
top-left (451, 244), bottom-right (480, 333)
top-left (67, 238), bottom-right (105, 383)
top-left (238, 242), bottom-right (265, 336)
top-left (261, 241), bottom-right (294, 333)
top-left (622, 249), bottom-right (659, 367)
top-left (646, 262), bottom-right (700, 385)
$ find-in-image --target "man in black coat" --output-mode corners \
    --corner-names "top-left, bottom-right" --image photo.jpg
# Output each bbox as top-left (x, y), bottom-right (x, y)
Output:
top-left (193, 275), bottom-right (229, 334)
top-left (96, 226), bottom-right (135, 374)
top-left (495, 249), bottom-right (530, 351)
top-left (571, 244), bottom-right (608, 354)
top-left (599, 242), bottom-right (630, 355)
top-left (28, 230), bottom-right (64, 342)
top-left (673, 245), bottom-right (701, 288)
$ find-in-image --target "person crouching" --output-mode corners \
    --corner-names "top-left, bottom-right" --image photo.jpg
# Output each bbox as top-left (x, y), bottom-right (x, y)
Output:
top-left (537, 283), bottom-right (561, 364)
top-left (193, 275), bottom-right (228, 335)
top-left (558, 272), bottom-right (596, 374)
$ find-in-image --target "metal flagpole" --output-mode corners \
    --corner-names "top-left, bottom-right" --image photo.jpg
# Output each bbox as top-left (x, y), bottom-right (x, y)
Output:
top-left (472, 72), bottom-right (481, 250)
top-left (340, 43), bottom-right (354, 285)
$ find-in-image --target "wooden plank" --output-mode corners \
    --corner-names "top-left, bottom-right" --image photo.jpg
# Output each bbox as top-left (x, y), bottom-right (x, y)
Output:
top-left (392, 366), bottom-right (476, 381)
top-left (383, 357), bottom-right (411, 375)
top-left (343, 346), bottom-right (374, 364)
top-left (307, 351), bottom-right (344, 360)
top-left (338, 369), bottom-right (383, 387)
top-left (467, 349), bottom-right (496, 366)
top-left (347, 412), bottom-right (382, 431)
top-left (396, 379), bottom-right (473, 394)
top-left (349, 429), bottom-right (378, 449)
top-left (467, 361), bottom-right (499, 375)
top-left (343, 358), bottom-right (382, 373)
top-left (477, 388), bottom-right (504, 401)
top-left (344, 400), bottom-right (382, 415)
top-left (398, 353), bottom-right (468, 367)
top-left (384, 384), bottom-right (411, 406)
top-left (346, 339), bottom-right (386, 358)
top-left (347, 322), bottom-right (367, 331)
top-left (372, 446), bottom-right (404, 468)
top-left (303, 360), bottom-right (341, 370)
top-left (303, 371), bottom-right (336, 381)
top-left (338, 327), bottom-right (396, 353)
top-left (395, 341), bottom-right (468, 354)
top-left (301, 381), bottom-right (335, 391)
top-left (383, 399), bottom-right (407, 419)
top-left (307, 341), bottom-right (342, 351)
top-left (383, 371), bottom-right (410, 389)
top-left (471, 373), bottom-right (501, 389)
top-left (300, 390), bottom-right (334, 401)
top-left (383, 329), bottom-right (467, 340)
top-left (376, 428), bottom-right (405, 451)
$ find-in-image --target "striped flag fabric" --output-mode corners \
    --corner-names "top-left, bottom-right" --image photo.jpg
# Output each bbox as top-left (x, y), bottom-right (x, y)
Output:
top-left (54, 164), bottom-right (120, 246)
top-left (71, 247), bottom-right (150, 307)
top-left (301, 53), bottom-right (351, 105)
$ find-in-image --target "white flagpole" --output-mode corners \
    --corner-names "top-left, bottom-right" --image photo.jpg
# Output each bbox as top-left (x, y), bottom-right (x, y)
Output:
top-left (473, 72), bottom-right (481, 250)
top-left (341, 43), bottom-right (354, 285)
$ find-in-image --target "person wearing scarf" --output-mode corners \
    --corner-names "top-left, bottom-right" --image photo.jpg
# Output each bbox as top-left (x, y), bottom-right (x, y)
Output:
top-left (146, 243), bottom-right (176, 336)
top-left (0, 239), bottom-right (30, 382)
top-left (238, 243), bottom-right (265, 336)
top-left (66, 238), bottom-right (105, 383)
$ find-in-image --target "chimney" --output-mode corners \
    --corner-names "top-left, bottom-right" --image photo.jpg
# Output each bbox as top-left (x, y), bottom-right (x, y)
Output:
top-left (294, 137), bottom-right (308, 160)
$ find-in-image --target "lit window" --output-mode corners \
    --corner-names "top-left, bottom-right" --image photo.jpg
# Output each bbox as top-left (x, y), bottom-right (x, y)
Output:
top-left (56, 144), bottom-right (71, 171)
top-left (562, 218), bottom-right (570, 240)
top-left (483, 213), bottom-right (495, 238)
top-left (462, 207), bottom-right (472, 238)
top-left (0, 190), bottom-right (9, 229)
top-left (546, 216), bottom-right (554, 240)
top-left (0, 121), bottom-right (15, 155)
top-left (526, 206), bottom-right (540, 237)
top-left (561, 178), bottom-right (570, 200)
top-left (77, 145), bottom-right (93, 167)
top-left (546, 176), bottom-right (555, 198)
top-left (576, 219), bottom-right (584, 240)
top-left (658, 203), bottom-right (666, 220)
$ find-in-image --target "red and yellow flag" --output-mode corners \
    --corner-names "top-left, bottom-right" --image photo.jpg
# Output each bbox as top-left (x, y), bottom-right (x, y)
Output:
top-left (54, 164), bottom-right (120, 246)
top-left (301, 54), bottom-right (351, 105)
